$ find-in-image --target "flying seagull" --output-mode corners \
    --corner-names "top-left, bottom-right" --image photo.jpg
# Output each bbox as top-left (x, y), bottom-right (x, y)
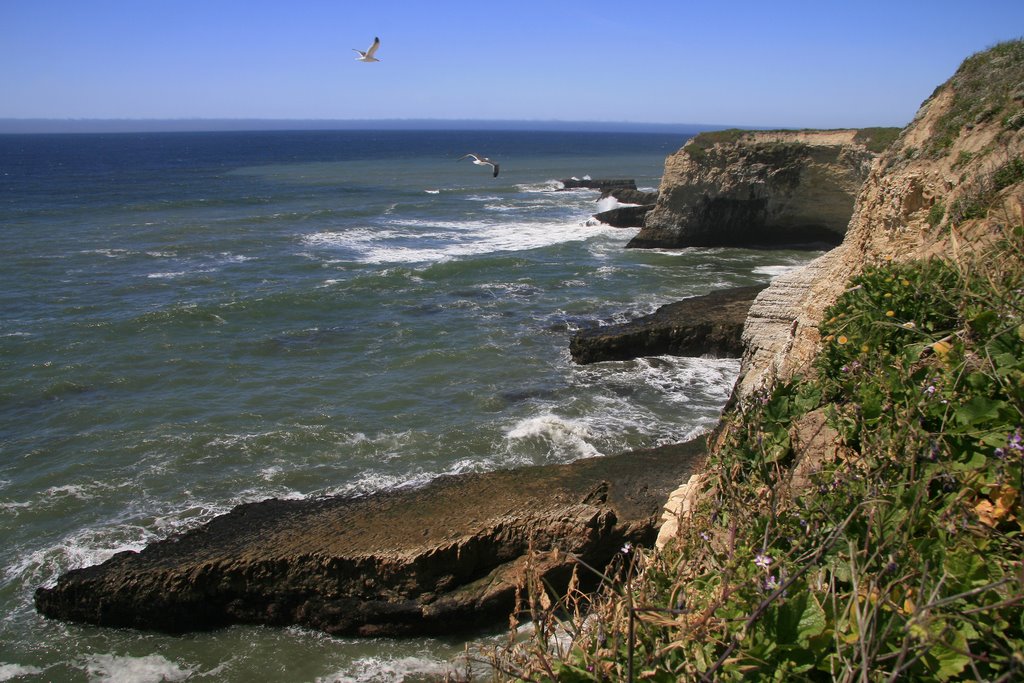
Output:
top-left (353, 37), bottom-right (381, 62)
top-left (458, 153), bottom-right (500, 178)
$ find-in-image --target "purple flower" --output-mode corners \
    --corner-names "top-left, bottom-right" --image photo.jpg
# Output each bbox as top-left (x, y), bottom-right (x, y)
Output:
top-left (764, 575), bottom-right (780, 591)
top-left (754, 553), bottom-right (772, 570)
top-left (621, 542), bottom-right (633, 554)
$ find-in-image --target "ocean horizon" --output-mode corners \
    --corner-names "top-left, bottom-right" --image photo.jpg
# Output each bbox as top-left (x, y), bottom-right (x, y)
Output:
top-left (0, 118), bottom-right (744, 136)
top-left (0, 128), bottom-right (819, 681)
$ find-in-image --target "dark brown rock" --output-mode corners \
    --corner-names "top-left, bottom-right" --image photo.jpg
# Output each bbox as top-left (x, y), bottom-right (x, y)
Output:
top-left (598, 188), bottom-right (659, 205)
top-left (35, 441), bottom-right (704, 637)
top-left (569, 285), bottom-right (767, 364)
top-left (592, 204), bottom-right (656, 228)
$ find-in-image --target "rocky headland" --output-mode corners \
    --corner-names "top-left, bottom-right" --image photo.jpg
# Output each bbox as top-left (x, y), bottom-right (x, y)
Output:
top-left (629, 128), bottom-right (898, 249)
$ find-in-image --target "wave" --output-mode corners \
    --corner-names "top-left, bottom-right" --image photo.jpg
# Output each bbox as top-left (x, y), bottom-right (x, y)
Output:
top-left (301, 217), bottom-right (624, 265)
top-left (81, 654), bottom-right (195, 683)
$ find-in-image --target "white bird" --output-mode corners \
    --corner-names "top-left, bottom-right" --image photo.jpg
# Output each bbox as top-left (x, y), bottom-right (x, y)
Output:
top-left (458, 153), bottom-right (500, 178)
top-left (353, 37), bottom-right (381, 62)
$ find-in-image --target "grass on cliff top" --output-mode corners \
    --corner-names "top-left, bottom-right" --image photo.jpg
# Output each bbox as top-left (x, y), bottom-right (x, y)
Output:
top-left (487, 224), bottom-right (1024, 682)
top-left (683, 127), bottom-right (901, 162)
top-left (924, 38), bottom-right (1024, 157)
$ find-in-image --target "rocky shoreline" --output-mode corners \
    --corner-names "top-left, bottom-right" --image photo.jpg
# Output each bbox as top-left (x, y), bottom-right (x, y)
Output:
top-left (36, 155), bottom-right (869, 636)
top-left (35, 440), bottom-right (706, 637)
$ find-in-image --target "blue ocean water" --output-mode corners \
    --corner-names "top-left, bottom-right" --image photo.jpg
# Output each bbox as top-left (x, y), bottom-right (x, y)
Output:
top-left (0, 130), bottom-right (817, 681)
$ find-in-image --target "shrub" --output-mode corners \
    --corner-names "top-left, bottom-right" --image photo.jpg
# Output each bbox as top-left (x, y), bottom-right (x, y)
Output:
top-left (491, 227), bottom-right (1024, 682)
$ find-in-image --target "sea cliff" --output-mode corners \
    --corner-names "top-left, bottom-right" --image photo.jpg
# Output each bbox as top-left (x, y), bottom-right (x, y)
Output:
top-left (630, 128), bottom-right (897, 249)
top-left (501, 39), bottom-right (1024, 681)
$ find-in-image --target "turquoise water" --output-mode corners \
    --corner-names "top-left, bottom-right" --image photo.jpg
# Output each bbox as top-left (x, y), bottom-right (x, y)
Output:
top-left (0, 130), bottom-right (817, 681)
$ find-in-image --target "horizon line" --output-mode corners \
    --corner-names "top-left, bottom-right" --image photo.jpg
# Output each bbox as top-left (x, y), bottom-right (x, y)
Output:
top-left (0, 117), bottom-right (747, 135)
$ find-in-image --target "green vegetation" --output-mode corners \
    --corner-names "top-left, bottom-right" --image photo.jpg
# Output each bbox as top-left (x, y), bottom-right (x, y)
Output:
top-left (948, 155), bottom-right (1024, 225)
top-left (492, 227), bottom-right (1024, 681)
top-left (853, 127), bottom-right (902, 154)
top-left (683, 129), bottom-right (749, 162)
top-left (924, 39), bottom-right (1024, 157)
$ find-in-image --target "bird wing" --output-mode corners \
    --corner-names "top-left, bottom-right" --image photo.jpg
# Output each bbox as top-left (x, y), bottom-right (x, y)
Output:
top-left (491, 164), bottom-right (499, 178)
top-left (457, 153), bottom-right (478, 162)
top-left (365, 37), bottom-right (380, 57)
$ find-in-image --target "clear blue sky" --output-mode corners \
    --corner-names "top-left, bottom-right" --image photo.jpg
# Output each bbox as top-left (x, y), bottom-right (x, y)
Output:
top-left (2, 0), bottom-right (1022, 129)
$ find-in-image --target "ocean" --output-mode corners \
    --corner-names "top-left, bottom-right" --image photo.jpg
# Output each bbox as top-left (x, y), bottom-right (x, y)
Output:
top-left (0, 129), bottom-right (818, 682)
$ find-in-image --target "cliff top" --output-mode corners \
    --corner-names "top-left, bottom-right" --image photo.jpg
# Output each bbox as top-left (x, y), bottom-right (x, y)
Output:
top-left (682, 126), bottom-right (901, 161)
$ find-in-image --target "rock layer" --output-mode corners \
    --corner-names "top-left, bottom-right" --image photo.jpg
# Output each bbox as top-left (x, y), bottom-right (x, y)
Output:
top-left (569, 285), bottom-right (766, 364)
top-left (630, 130), bottom-right (888, 249)
top-left (35, 441), bottom-right (704, 636)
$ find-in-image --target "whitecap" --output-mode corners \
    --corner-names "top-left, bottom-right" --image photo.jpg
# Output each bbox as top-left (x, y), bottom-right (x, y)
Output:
top-left (81, 653), bottom-right (194, 683)
top-left (752, 263), bottom-right (804, 279)
top-left (317, 655), bottom-right (458, 683)
top-left (0, 664), bottom-right (44, 681)
top-left (505, 414), bottom-right (602, 460)
top-left (424, 189), bottom-right (440, 194)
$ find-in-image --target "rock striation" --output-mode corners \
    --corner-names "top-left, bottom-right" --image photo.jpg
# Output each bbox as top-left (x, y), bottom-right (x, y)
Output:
top-left (569, 285), bottom-right (766, 364)
top-left (630, 129), bottom-right (896, 249)
top-left (35, 441), bottom-right (704, 637)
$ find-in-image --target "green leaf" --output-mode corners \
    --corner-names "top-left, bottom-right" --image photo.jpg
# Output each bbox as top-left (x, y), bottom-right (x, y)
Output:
top-left (955, 396), bottom-right (1007, 426)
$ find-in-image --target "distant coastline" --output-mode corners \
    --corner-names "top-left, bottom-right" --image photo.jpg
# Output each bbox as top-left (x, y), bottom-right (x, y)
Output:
top-left (0, 117), bottom-right (736, 135)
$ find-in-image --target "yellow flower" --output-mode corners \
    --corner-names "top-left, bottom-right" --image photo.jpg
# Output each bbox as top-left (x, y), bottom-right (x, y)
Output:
top-left (837, 335), bottom-right (849, 345)
top-left (901, 278), bottom-right (911, 286)
top-left (823, 334), bottom-right (834, 342)
top-left (861, 344), bottom-right (870, 353)
top-left (932, 340), bottom-right (952, 356)
top-left (886, 310), bottom-right (895, 317)
top-left (884, 292), bottom-right (892, 298)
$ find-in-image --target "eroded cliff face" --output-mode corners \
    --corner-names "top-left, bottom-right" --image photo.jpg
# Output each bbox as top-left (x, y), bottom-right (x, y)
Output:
top-left (631, 130), bottom-right (887, 249)
top-left (735, 43), bottom-right (1024, 400)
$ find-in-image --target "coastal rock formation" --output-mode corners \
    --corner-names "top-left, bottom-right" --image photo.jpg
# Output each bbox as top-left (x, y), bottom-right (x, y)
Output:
top-left (629, 129), bottom-right (897, 249)
top-left (592, 204), bottom-right (656, 228)
top-left (599, 188), bottom-right (658, 205)
top-left (569, 285), bottom-right (766, 364)
top-left (35, 441), bottom-right (704, 637)
top-left (735, 48), bottom-right (1024, 400)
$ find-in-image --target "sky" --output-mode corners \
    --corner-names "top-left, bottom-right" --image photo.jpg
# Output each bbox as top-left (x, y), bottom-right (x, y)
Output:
top-left (2, 0), bottom-right (1023, 131)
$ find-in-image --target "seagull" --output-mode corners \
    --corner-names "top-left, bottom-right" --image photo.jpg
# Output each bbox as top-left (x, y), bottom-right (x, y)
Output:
top-left (353, 37), bottom-right (381, 62)
top-left (458, 153), bottom-right (500, 178)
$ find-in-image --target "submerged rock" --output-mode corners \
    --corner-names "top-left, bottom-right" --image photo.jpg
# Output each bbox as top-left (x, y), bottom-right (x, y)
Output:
top-left (35, 442), bottom-right (704, 637)
top-left (569, 285), bottom-right (766, 364)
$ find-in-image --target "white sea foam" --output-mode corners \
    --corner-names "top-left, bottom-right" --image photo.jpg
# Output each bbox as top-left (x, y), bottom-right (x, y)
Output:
top-left (0, 664), bottom-right (44, 681)
top-left (505, 414), bottom-right (602, 460)
top-left (424, 189), bottom-right (440, 194)
top-left (317, 655), bottom-right (461, 683)
top-left (301, 217), bottom-right (620, 264)
top-left (81, 654), bottom-right (194, 683)
top-left (752, 263), bottom-right (805, 278)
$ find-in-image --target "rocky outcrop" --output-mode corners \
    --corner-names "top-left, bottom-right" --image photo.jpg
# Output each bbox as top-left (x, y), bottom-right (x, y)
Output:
top-left (629, 129), bottom-right (896, 249)
top-left (599, 188), bottom-right (659, 205)
top-left (35, 441), bottom-right (704, 637)
top-left (735, 45), bottom-right (1024, 400)
top-left (569, 285), bottom-right (766, 364)
top-left (592, 204), bottom-right (656, 228)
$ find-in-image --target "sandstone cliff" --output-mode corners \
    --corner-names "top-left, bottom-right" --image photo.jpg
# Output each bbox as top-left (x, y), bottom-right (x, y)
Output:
top-left (735, 43), bottom-right (1024, 400)
top-left (630, 128), bottom-right (897, 249)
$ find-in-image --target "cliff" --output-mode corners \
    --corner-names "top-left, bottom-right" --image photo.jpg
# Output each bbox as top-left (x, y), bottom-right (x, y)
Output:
top-left (502, 40), bottom-right (1024, 680)
top-left (630, 128), bottom-right (897, 249)
top-left (737, 45), bottom-right (1024, 400)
